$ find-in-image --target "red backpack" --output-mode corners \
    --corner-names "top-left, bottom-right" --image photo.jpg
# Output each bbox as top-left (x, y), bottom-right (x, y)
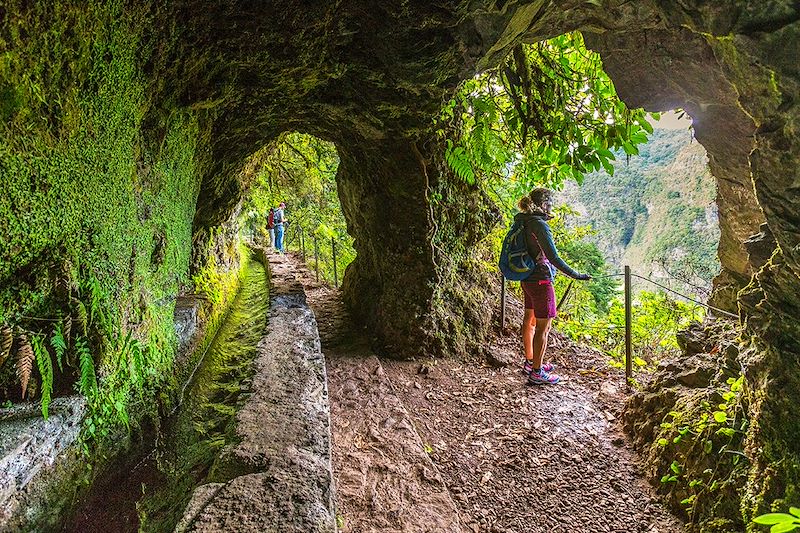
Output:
top-left (268, 209), bottom-right (275, 228)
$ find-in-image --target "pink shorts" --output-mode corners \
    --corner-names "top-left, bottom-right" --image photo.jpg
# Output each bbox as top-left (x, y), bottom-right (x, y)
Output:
top-left (521, 280), bottom-right (557, 318)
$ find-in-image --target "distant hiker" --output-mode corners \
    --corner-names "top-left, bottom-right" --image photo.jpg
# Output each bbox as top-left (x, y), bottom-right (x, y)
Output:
top-left (267, 207), bottom-right (276, 248)
top-left (515, 188), bottom-right (591, 385)
top-left (274, 202), bottom-right (288, 253)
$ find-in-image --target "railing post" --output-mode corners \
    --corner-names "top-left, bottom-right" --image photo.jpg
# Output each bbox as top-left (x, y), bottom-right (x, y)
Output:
top-left (500, 275), bottom-right (506, 329)
top-left (624, 265), bottom-right (632, 386)
top-left (314, 235), bottom-right (320, 282)
top-left (301, 229), bottom-right (306, 262)
top-left (332, 237), bottom-right (338, 288)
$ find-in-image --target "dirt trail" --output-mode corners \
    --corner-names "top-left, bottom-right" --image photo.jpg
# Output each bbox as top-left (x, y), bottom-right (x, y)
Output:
top-left (290, 255), bottom-right (682, 533)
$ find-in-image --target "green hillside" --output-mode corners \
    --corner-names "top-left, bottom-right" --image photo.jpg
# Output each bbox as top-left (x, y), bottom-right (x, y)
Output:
top-left (560, 126), bottom-right (720, 298)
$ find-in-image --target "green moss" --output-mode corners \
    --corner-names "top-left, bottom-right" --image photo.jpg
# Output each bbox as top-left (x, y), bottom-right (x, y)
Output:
top-left (0, 5), bottom-right (222, 527)
top-left (707, 34), bottom-right (782, 121)
top-left (138, 254), bottom-right (269, 532)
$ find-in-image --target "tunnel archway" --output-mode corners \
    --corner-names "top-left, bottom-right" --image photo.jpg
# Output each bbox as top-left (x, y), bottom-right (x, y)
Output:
top-left (1, 1), bottom-right (798, 529)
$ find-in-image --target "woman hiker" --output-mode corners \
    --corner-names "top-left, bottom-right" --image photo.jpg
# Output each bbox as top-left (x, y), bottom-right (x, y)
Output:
top-left (515, 187), bottom-right (591, 385)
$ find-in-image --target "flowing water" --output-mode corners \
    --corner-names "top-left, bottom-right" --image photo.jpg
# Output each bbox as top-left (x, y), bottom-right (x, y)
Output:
top-left (65, 255), bottom-right (270, 532)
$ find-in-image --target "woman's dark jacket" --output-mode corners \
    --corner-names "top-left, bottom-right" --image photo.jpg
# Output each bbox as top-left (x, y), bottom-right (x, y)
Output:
top-left (513, 212), bottom-right (581, 282)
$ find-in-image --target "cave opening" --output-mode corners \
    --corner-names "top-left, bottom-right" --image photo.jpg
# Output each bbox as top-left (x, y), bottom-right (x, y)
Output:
top-left (561, 109), bottom-right (722, 302)
top-left (239, 131), bottom-right (355, 286)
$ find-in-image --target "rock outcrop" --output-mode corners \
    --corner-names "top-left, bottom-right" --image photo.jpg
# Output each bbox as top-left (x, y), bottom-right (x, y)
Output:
top-left (0, 397), bottom-right (86, 530)
top-left (1, 0), bottom-right (798, 527)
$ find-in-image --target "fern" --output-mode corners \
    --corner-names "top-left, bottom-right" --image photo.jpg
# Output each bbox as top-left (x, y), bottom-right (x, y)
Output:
top-left (51, 322), bottom-right (67, 372)
top-left (86, 276), bottom-right (110, 333)
top-left (0, 324), bottom-right (12, 369)
top-left (73, 297), bottom-right (88, 337)
top-left (32, 336), bottom-right (53, 419)
top-left (75, 337), bottom-right (97, 398)
top-left (444, 144), bottom-right (476, 185)
top-left (16, 333), bottom-right (34, 399)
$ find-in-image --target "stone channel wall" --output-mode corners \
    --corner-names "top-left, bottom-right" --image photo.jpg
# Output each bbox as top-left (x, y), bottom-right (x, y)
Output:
top-left (175, 253), bottom-right (335, 532)
top-left (0, 397), bottom-right (86, 530)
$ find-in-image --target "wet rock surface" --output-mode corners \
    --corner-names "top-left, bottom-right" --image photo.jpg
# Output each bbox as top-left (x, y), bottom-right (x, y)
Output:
top-left (173, 295), bottom-right (204, 357)
top-left (293, 255), bottom-right (682, 533)
top-left (176, 252), bottom-right (335, 532)
top-left (0, 396), bottom-right (85, 527)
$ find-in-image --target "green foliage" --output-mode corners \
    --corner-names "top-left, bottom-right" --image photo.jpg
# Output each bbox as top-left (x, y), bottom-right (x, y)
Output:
top-left (50, 322), bottom-right (67, 373)
top-left (192, 253), bottom-right (225, 309)
top-left (191, 237), bottom-right (244, 326)
top-left (559, 289), bottom-right (704, 370)
top-left (548, 207), bottom-right (620, 316)
top-left (240, 132), bottom-right (355, 285)
top-left (753, 509), bottom-right (800, 532)
top-left (444, 142), bottom-right (476, 184)
top-left (656, 375), bottom-right (749, 523)
top-left (32, 335), bottom-right (52, 419)
top-left (438, 32), bottom-right (653, 195)
top-left (76, 337), bottom-right (97, 398)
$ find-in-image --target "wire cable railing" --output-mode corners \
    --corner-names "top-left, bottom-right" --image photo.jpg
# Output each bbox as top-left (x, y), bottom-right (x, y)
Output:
top-left (282, 224), bottom-right (352, 288)
top-left (281, 224), bottom-right (734, 385)
top-left (499, 265), bottom-right (739, 386)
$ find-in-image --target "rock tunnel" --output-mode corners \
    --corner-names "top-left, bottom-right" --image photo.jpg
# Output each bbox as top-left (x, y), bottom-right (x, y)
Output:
top-left (1, 0), bottom-right (798, 527)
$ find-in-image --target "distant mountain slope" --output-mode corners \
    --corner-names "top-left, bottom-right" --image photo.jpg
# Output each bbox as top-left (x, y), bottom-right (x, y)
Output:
top-left (561, 127), bottom-right (720, 296)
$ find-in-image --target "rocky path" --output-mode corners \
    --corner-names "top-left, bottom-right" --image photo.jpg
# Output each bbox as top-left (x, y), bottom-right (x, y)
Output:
top-left (290, 255), bottom-right (683, 533)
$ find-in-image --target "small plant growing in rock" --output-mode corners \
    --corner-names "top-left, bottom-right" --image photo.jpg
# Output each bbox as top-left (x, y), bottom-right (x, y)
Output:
top-left (752, 508), bottom-right (800, 532)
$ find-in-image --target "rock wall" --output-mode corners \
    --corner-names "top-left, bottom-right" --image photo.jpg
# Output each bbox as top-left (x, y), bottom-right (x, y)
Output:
top-left (336, 136), bottom-right (498, 359)
top-left (576, 1), bottom-right (800, 520)
top-left (0, 398), bottom-right (85, 531)
top-left (2, 0), bottom-right (799, 527)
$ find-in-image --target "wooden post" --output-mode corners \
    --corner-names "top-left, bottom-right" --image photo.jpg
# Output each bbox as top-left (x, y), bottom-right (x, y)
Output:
top-left (332, 237), bottom-right (338, 288)
top-left (500, 275), bottom-right (506, 329)
top-left (624, 265), bottom-right (632, 385)
top-left (314, 235), bottom-right (320, 282)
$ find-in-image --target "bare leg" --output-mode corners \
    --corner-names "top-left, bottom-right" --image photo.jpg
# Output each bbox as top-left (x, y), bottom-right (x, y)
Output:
top-left (532, 318), bottom-right (553, 369)
top-left (522, 309), bottom-right (537, 360)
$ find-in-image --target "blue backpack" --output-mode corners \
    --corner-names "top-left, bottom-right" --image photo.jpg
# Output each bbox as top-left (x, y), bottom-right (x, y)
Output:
top-left (499, 220), bottom-right (535, 281)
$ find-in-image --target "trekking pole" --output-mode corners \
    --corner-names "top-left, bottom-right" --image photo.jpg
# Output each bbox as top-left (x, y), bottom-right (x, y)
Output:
top-left (556, 280), bottom-right (574, 311)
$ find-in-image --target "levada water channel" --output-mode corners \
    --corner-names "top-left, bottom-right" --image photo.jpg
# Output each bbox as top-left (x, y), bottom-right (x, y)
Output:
top-left (66, 253), bottom-right (270, 532)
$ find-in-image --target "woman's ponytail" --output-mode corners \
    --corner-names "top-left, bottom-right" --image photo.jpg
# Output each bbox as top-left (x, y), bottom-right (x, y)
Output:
top-left (518, 195), bottom-right (533, 213)
top-left (518, 188), bottom-right (552, 213)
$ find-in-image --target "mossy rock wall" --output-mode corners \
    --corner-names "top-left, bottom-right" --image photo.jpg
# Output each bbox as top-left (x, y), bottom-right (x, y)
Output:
top-left (337, 136), bottom-right (497, 359)
top-left (1, 1), bottom-right (800, 529)
top-left (0, 1), bottom-right (208, 385)
top-left (0, 2), bottom-right (243, 528)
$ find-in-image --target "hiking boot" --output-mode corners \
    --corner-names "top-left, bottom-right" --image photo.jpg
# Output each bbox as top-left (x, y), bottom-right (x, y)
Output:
top-left (526, 369), bottom-right (560, 385)
top-left (522, 360), bottom-right (555, 376)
